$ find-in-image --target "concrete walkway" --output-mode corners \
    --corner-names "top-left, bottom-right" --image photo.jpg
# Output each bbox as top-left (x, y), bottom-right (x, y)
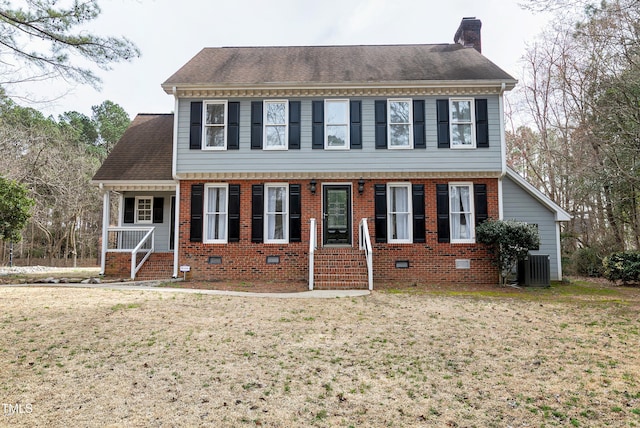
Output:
top-left (1, 281), bottom-right (370, 298)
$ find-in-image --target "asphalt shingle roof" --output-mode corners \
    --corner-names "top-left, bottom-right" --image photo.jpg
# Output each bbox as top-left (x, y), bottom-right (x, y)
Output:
top-left (162, 44), bottom-right (515, 90)
top-left (92, 114), bottom-right (173, 182)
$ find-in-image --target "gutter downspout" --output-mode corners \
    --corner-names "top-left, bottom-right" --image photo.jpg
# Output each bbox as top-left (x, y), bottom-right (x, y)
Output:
top-left (172, 87), bottom-right (180, 278)
top-left (498, 82), bottom-right (507, 220)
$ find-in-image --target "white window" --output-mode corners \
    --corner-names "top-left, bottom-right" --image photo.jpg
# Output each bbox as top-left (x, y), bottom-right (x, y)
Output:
top-left (264, 100), bottom-right (288, 150)
top-left (387, 183), bottom-right (412, 243)
top-left (325, 100), bottom-right (349, 149)
top-left (204, 184), bottom-right (228, 243)
top-left (450, 99), bottom-right (475, 148)
top-left (135, 197), bottom-right (152, 224)
top-left (203, 101), bottom-right (227, 150)
top-left (265, 184), bottom-right (288, 243)
top-left (449, 183), bottom-right (475, 243)
top-left (388, 99), bottom-right (413, 149)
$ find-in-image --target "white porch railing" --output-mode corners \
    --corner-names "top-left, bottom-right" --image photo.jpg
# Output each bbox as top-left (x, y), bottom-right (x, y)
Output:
top-left (359, 218), bottom-right (374, 290)
top-left (308, 218), bottom-right (317, 290)
top-left (106, 227), bottom-right (155, 279)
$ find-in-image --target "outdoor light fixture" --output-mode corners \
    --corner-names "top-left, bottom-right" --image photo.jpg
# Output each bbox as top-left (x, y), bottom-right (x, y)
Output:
top-left (309, 179), bottom-right (317, 194)
top-left (358, 178), bottom-right (365, 194)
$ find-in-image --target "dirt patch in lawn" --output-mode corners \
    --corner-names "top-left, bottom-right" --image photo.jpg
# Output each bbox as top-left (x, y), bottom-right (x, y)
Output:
top-left (1, 283), bottom-right (639, 427)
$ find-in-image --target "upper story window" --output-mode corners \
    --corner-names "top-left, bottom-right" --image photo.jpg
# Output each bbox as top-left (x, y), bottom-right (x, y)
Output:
top-left (265, 183), bottom-right (288, 243)
top-left (203, 101), bottom-right (227, 150)
top-left (436, 98), bottom-right (488, 149)
top-left (388, 99), bottom-right (413, 149)
top-left (135, 197), bottom-right (152, 224)
top-left (387, 183), bottom-right (412, 243)
top-left (325, 100), bottom-right (349, 149)
top-left (204, 184), bottom-right (228, 243)
top-left (450, 99), bottom-right (475, 148)
top-left (449, 183), bottom-right (475, 243)
top-left (264, 100), bottom-right (288, 150)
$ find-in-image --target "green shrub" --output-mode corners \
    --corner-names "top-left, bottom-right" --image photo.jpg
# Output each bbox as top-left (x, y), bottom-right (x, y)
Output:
top-left (476, 219), bottom-right (540, 286)
top-left (571, 247), bottom-right (603, 277)
top-left (603, 251), bottom-right (640, 284)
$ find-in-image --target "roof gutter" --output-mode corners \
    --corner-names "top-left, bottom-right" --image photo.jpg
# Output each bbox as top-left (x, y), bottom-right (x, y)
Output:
top-left (161, 79), bottom-right (518, 95)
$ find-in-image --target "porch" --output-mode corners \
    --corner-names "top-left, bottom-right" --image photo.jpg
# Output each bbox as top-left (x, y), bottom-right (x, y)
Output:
top-left (98, 184), bottom-right (177, 280)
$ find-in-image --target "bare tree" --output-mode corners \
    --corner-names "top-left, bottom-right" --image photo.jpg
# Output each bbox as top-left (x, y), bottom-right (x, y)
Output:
top-left (509, 0), bottom-right (640, 258)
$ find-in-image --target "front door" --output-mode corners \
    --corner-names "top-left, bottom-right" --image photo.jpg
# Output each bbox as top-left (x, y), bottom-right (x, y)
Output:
top-left (323, 185), bottom-right (351, 246)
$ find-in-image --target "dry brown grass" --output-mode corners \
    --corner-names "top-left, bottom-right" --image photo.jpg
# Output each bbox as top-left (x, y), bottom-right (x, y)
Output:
top-left (1, 281), bottom-right (639, 427)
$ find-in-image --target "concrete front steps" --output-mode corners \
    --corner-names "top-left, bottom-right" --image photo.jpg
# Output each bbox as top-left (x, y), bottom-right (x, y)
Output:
top-left (312, 247), bottom-right (369, 290)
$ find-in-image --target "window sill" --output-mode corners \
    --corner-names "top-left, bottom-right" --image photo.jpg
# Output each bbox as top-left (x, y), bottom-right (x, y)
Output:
top-left (388, 145), bottom-right (414, 150)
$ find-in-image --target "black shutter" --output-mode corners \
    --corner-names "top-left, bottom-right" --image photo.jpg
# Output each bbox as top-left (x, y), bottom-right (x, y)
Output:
top-left (251, 184), bottom-right (264, 243)
top-left (251, 101), bottom-right (263, 150)
top-left (312, 101), bottom-right (324, 149)
top-left (228, 184), bottom-right (241, 242)
top-left (374, 184), bottom-right (387, 243)
top-left (350, 100), bottom-right (362, 149)
top-left (153, 197), bottom-right (164, 224)
top-left (374, 100), bottom-right (387, 149)
top-left (436, 184), bottom-right (450, 243)
top-left (289, 184), bottom-right (301, 242)
top-left (436, 99), bottom-right (450, 148)
top-left (227, 102), bottom-right (240, 150)
top-left (413, 100), bottom-right (426, 149)
top-left (412, 184), bottom-right (425, 243)
top-left (474, 183), bottom-right (488, 226)
top-left (289, 101), bottom-right (301, 150)
top-left (190, 101), bottom-right (203, 150)
top-left (190, 184), bottom-right (204, 243)
top-left (123, 197), bottom-right (135, 224)
top-left (475, 99), bottom-right (489, 148)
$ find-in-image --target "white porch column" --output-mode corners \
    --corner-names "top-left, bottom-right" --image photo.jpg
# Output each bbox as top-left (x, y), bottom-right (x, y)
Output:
top-left (100, 188), bottom-right (110, 275)
top-left (173, 183), bottom-right (180, 278)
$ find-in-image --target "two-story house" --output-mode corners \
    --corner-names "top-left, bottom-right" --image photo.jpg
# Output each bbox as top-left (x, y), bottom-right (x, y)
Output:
top-left (93, 18), bottom-right (570, 288)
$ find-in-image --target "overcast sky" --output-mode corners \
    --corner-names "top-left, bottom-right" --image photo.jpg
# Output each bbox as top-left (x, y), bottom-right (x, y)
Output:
top-left (21, 0), bottom-right (551, 119)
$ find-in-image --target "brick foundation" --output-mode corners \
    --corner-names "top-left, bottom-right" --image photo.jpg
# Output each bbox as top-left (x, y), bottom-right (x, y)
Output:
top-left (104, 252), bottom-right (132, 279)
top-left (104, 252), bottom-right (174, 280)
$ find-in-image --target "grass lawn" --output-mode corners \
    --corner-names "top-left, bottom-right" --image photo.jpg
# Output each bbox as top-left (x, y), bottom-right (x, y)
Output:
top-left (0, 280), bottom-right (639, 427)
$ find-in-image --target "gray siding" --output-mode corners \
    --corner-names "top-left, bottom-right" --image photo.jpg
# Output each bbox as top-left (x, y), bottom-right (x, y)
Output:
top-left (175, 97), bottom-right (503, 175)
top-left (502, 176), bottom-right (561, 280)
top-left (122, 192), bottom-right (174, 252)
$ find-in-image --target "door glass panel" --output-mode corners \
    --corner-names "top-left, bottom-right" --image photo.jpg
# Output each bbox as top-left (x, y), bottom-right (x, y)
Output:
top-left (327, 189), bottom-right (347, 229)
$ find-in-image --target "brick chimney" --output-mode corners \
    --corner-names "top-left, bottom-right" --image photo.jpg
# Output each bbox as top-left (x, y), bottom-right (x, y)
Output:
top-left (454, 17), bottom-right (482, 54)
